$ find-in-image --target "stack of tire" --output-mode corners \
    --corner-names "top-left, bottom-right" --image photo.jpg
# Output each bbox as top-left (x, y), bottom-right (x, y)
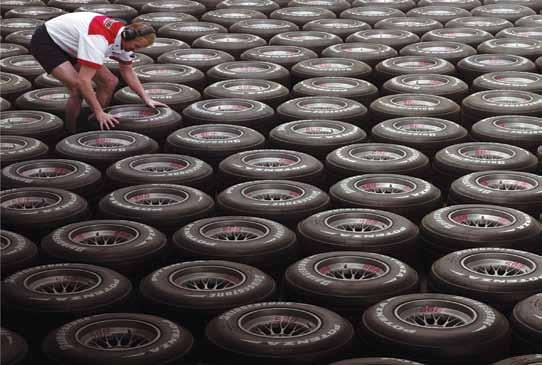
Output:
top-left (1, 0), bottom-right (542, 364)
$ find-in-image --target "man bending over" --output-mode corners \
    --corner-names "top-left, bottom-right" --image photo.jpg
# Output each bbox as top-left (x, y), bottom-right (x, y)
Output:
top-left (30, 12), bottom-right (167, 132)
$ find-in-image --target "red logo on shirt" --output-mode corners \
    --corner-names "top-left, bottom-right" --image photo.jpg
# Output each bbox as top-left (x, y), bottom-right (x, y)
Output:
top-left (88, 15), bottom-right (123, 44)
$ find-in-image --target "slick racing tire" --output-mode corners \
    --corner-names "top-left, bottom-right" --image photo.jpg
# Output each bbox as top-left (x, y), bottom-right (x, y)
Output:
top-left (297, 208), bottom-right (420, 267)
top-left (205, 302), bottom-right (354, 364)
top-left (448, 171), bottom-right (542, 217)
top-left (429, 247), bottom-right (542, 313)
top-left (106, 154), bottom-right (214, 193)
top-left (41, 220), bottom-right (168, 277)
top-left (285, 251), bottom-right (419, 319)
top-left (98, 184), bottom-right (215, 233)
top-left (42, 313), bottom-right (194, 365)
top-left (269, 120), bottom-right (368, 160)
top-left (0, 230), bottom-right (37, 277)
top-left (216, 180), bottom-right (330, 227)
top-left (511, 294), bottom-right (542, 353)
top-left (329, 174), bottom-right (442, 223)
top-left (358, 293), bottom-right (511, 365)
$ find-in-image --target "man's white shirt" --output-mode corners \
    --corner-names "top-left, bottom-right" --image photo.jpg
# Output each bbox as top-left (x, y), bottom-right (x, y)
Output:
top-left (45, 12), bottom-right (134, 69)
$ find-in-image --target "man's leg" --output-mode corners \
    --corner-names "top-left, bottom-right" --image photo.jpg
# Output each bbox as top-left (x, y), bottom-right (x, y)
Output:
top-left (93, 66), bottom-right (119, 108)
top-left (51, 61), bottom-right (82, 133)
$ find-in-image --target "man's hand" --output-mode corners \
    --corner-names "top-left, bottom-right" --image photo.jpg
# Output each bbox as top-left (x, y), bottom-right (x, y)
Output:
top-left (145, 98), bottom-right (169, 109)
top-left (95, 111), bottom-right (120, 130)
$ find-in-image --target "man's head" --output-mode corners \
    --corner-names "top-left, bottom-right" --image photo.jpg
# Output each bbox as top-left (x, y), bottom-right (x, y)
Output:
top-left (121, 23), bottom-right (155, 51)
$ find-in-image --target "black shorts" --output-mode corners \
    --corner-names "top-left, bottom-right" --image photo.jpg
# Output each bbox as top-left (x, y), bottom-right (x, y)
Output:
top-left (30, 24), bottom-right (77, 74)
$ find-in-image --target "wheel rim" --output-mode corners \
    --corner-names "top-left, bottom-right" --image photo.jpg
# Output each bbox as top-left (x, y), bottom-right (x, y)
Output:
top-left (393, 119), bottom-right (447, 132)
top-left (223, 80), bottom-right (271, 92)
top-left (125, 187), bottom-right (188, 206)
top-left (354, 176), bottom-right (416, 194)
top-left (390, 95), bottom-right (439, 107)
top-left (200, 220), bottom-right (269, 241)
top-left (0, 235), bottom-right (11, 250)
top-left (476, 173), bottom-right (538, 191)
top-left (395, 299), bottom-right (477, 329)
top-left (24, 268), bottom-right (102, 294)
top-left (325, 212), bottom-right (392, 232)
top-left (239, 308), bottom-right (322, 338)
top-left (0, 114), bottom-right (42, 127)
top-left (68, 224), bottom-right (140, 246)
top-left (203, 100), bottom-right (254, 112)
top-left (461, 252), bottom-right (536, 277)
top-left (0, 137), bottom-right (28, 151)
top-left (170, 265), bottom-right (246, 291)
top-left (292, 121), bottom-right (346, 136)
top-left (481, 91), bottom-right (534, 104)
top-left (16, 161), bottom-right (77, 179)
top-left (129, 156), bottom-right (189, 173)
top-left (449, 208), bottom-right (515, 228)
top-left (315, 256), bottom-right (389, 280)
top-left (109, 106), bottom-right (159, 119)
top-left (241, 152), bottom-right (301, 168)
top-left (297, 99), bottom-right (348, 111)
top-left (1, 191), bottom-right (61, 210)
top-left (458, 145), bottom-right (515, 160)
top-left (76, 319), bottom-right (161, 351)
top-left (401, 75), bottom-right (450, 88)
top-left (493, 119), bottom-right (542, 132)
top-left (78, 134), bottom-right (136, 148)
top-left (241, 183), bottom-right (305, 201)
top-left (349, 146), bottom-right (407, 161)
top-left (189, 126), bottom-right (243, 140)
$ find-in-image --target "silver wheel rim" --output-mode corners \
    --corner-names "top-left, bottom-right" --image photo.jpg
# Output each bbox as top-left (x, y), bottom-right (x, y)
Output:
top-left (0, 235), bottom-right (11, 251)
top-left (315, 255), bottom-right (389, 280)
top-left (78, 134), bottom-right (135, 148)
top-left (493, 119), bottom-right (542, 132)
top-left (349, 146), bottom-right (407, 161)
top-left (16, 161), bottom-right (77, 179)
top-left (461, 252), bottom-right (536, 277)
top-left (1, 191), bottom-right (61, 210)
top-left (393, 119), bottom-right (447, 132)
top-left (292, 121), bottom-right (345, 136)
top-left (390, 95), bottom-right (440, 107)
top-left (297, 99), bottom-right (348, 111)
top-left (449, 208), bottom-right (516, 228)
top-left (354, 176), bottom-right (416, 194)
top-left (125, 187), bottom-right (188, 206)
top-left (482, 92), bottom-right (534, 104)
top-left (325, 212), bottom-right (392, 232)
top-left (129, 157), bottom-right (189, 173)
top-left (188, 126), bottom-right (243, 140)
top-left (401, 75), bottom-right (451, 88)
top-left (0, 137), bottom-right (28, 151)
top-left (200, 220), bottom-right (269, 241)
top-left (476, 173), bottom-right (538, 191)
top-left (169, 265), bottom-right (246, 291)
top-left (395, 299), bottom-right (477, 329)
top-left (241, 183), bottom-right (305, 201)
top-left (76, 319), bottom-right (161, 351)
top-left (239, 308), bottom-right (322, 338)
top-left (241, 152), bottom-right (301, 168)
top-left (24, 268), bottom-right (102, 294)
top-left (68, 224), bottom-right (139, 246)
top-left (458, 145), bottom-right (515, 160)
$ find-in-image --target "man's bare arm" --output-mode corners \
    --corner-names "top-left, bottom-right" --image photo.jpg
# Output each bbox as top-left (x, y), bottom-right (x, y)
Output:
top-left (119, 63), bottom-right (168, 108)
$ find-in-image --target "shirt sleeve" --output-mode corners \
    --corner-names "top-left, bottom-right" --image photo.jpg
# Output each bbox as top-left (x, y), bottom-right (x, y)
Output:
top-left (77, 35), bottom-right (109, 69)
top-left (110, 50), bottom-right (135, 65)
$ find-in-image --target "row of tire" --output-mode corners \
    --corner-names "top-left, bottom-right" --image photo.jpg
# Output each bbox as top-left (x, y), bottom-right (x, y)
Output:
top-left (1, 229), bottom-right (542, 365)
